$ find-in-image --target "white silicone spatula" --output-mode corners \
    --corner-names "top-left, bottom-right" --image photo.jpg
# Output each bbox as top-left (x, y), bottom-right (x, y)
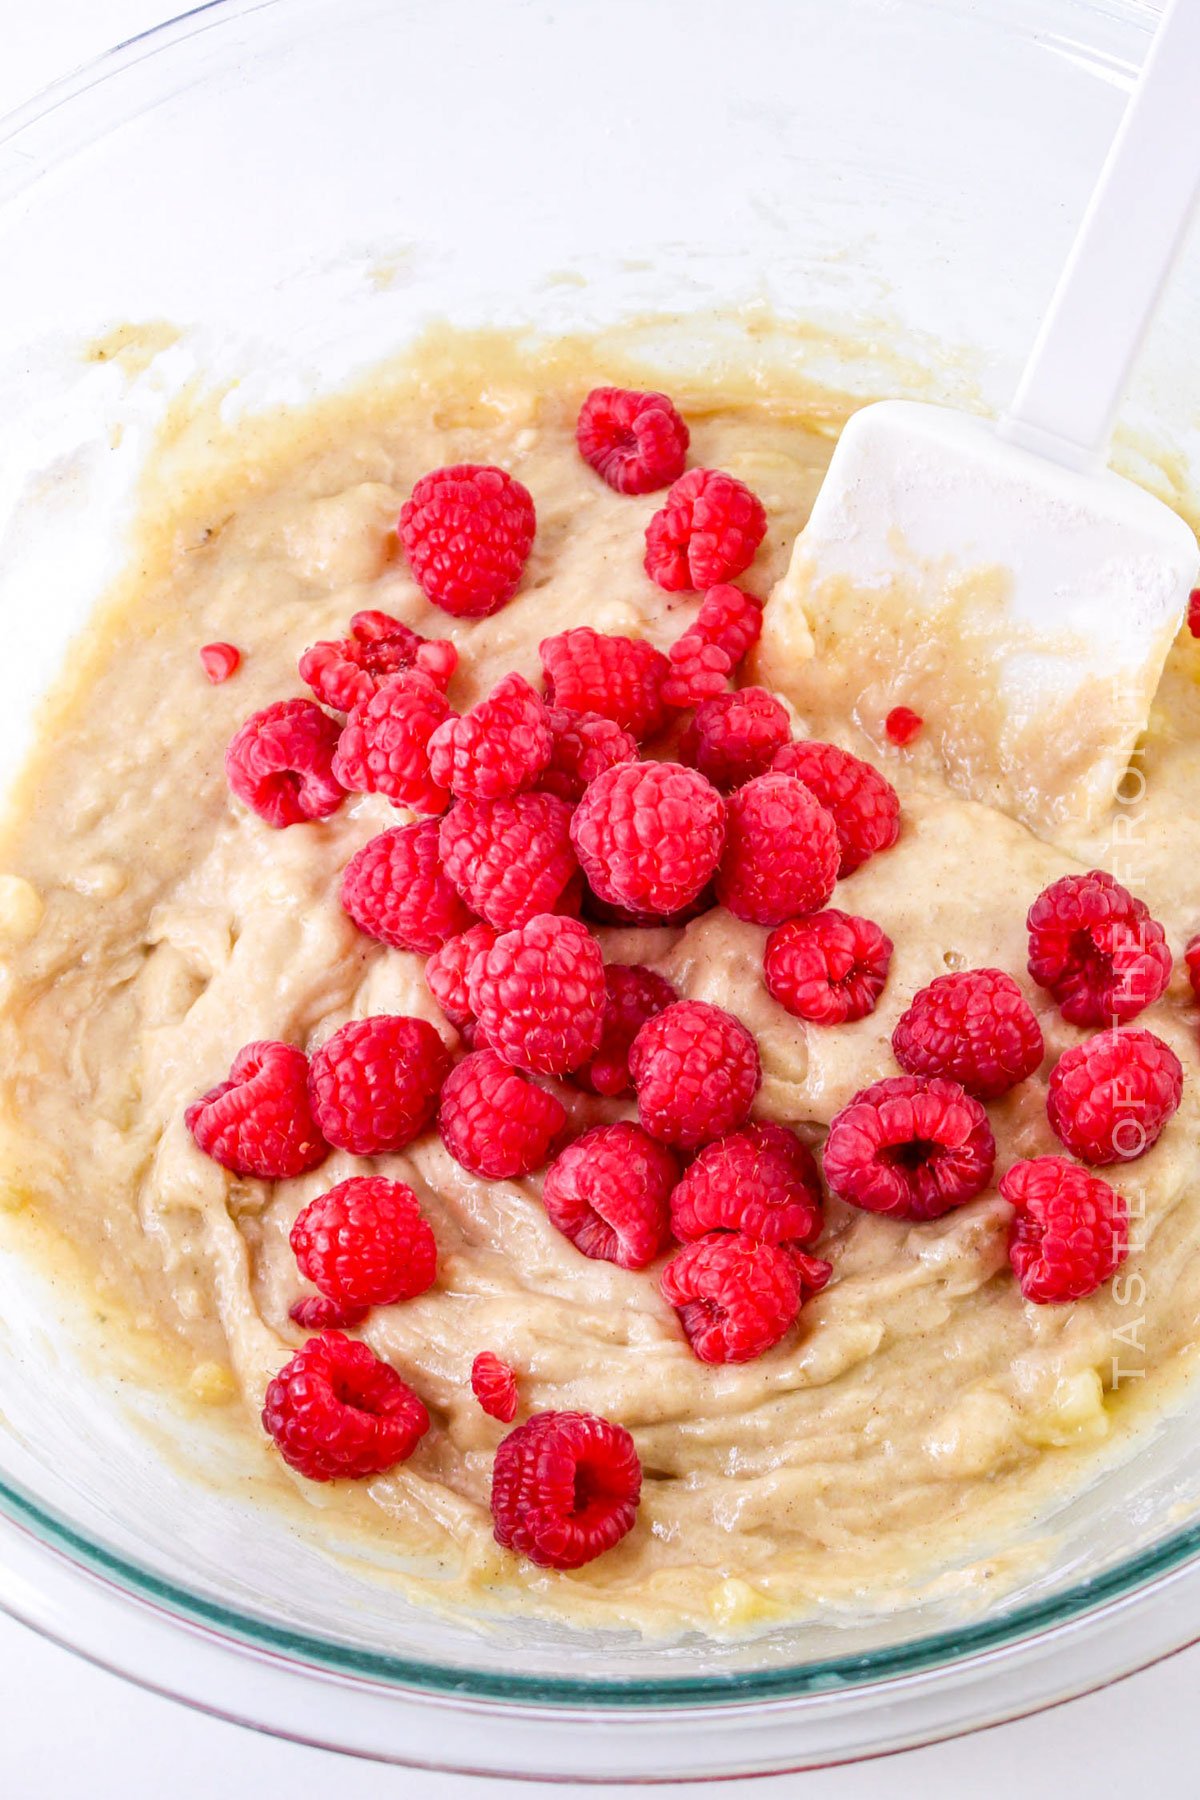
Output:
top-left (771, 0), bottom-right (1200, 834)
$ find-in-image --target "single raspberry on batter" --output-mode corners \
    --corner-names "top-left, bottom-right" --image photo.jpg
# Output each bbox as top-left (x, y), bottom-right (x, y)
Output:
top-left (288, 1295), bottom-right (368, 1332)
top-left (399, 463), bottom-right (536, 618)
top-left (1026, 870), bottom-right (1172, 1027)
top-left (538, 707), bottom-right (638, 804)
top-left (1187, 932), bottom-right (1200, 1002)
top-left (541, 1121), bottom-right (678, 1269)
top-left (291, 1175), bottom-right (437, 1313)
top-left (332, 670), bottom-right (455, 815)
top-left (823, 1074), bottom-right (996, 1221)
top-left (571, 963), bottom-right (679, 1097)
top-left (1188, 588), bottom-right (1200, 638)
top-left (1001, 1155), bottom-right (1129, 1303)
top-left (225, 698), bottom-right (344, 828)
top-left (670, 1121), bottom-right (824, 1248)
top-left (893, 968), bottom-right (1044, 1101)
top-left (629, 998), bottom-right (761, 1148)
top-left (467, 913), bottom-right (606, 1075)
top-left (576, 386), bottom-right (690, 494)
top-left (309, 1015), bottom-right (450, 1156)
top-left (714, 772), bottom-right (840, 926)
top-left (428, 672), bottom-right (552, 801)
top-left (425, 922), bottom-right (499, 1034)
top-left (471, 1351), bottom-right (519, 1423)
top-left (764, 909), bottom-right (893, 1026)
top-left (771, 740), bottom-right (901, 876)
top-left (438, 1048), bottom-right (567, 1179)
top-left (681, 687), bottom-right (791, 789)
top-left (661, 584), bottom-right (764, 707)
top-left (299, 609), bottom-right (456, 714)
top-left (660, 1232), bottom-right (801, 1363)
top-left (570, 761), bottom-right (726, 918)
top-left (490, 1410), bottom-right (641, 1570)
top-left (539, 628), bottom-right (669, 741)
top-left (1047, 1027), bottom-right (1183, 1165)
top-left (186, 1040), bottom-right (328, 1180)
top-left (200, 642), bottom-right (240, 684)
top-left (644, 469), bottom-right (768, 593)
top-left (439, 791), bottom-right (578, 929)
top-left (262, 1331), bottom-right (429, 1481)
top-left (885, 706), bottom-right (924, 747)
top-left (341, 820), bottom-right (476, 955)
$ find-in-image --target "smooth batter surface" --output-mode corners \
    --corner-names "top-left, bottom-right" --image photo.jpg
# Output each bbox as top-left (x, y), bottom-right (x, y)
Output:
top-left (3, 329), bottom-right (1200, 1634)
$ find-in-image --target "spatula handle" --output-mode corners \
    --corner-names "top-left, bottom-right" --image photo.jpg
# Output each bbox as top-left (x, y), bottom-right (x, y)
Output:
top-left (998, 0), bottom-right (1200, 473)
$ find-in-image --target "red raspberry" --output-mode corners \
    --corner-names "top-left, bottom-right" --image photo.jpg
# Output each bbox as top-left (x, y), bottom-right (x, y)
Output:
top-left (823, 1074), bottom-right (995, 1221)
top-left (428, 672), bottom-right (552, 801)
top-left (290, 1175), bottom-right (437, 1311)
top-left (200, 641), bottom-right (240, 684)
top-left (332, 670), bottom-right (454, 815)
top-left (490, 1410), bottom-right (641, 1570)
top-left (1001, 1156), bottom-right (1129, 1303)
top-left (539, 707), bottom-right (638, 804)
top-left (893, 969), bottom-right (1045, 1101)
top-left (288, 1295), bottom-right (367, 1332)
top-left (539, 628), bottom-right (669, 742)
top-left (225, 698), bottom-right (344, 829)
top-left (661, 1233), bottom-right (801, 1363)
top-left (262, 1332), bottom-right (429, 1481)
top-left (438, 1048), bottom-right (566, 1178)
top-left (661, 584), bottom-right (764, 707)
top-left (299, 609), bottom-right (456, 714)
top-left (644, 469), bottom-right (767, 594)
top-left (186, 1040), bottom-right (327, 1180)
top-left (1026, 870), bottom-right (1172, 1027)
top-left (572, 963), bottom-right (678, 1096)
top-left (1187, 932), bottom-right (1200, 1002)
top-left (681, 687), bottom-right (791, 789)
top-left (670, 1121), bottom-right (824, 1248)
top-left (1047, 1027), bottom-right (1183, 1165)
top-left (576, 386), bottom-right (690, 494)
top-left (771, 740), bottom-right (901, 876)
top-left (714, 772), bottom-right (840, 926)
top-left (471, 1351), bottom-right (519, 1423)
top-left (541, 1122), bottom-right (678, 1269)
top-left (629, 999), bottom-right (761, 1148)
top-left (399, 463), bottom-right (536, 618)
top-left (764, 909), bottom-right (893, 1026)
top-left (309, 1015), bottom-right (450, 1156)
top-left (1188, 588), bottom-right (1200, 637)
top-left (439, 791), bottom-right (578, 930)
top-left (885, 706), bottom-right (923, 746)
top-left (340, 821), bottom-right (475, 955)
top-left (425, 922), bottom-right (499, 1034)
top-left (467, 913), bottom-right (605, 1076)
top-left (570, 761), bottom-right (726, 918)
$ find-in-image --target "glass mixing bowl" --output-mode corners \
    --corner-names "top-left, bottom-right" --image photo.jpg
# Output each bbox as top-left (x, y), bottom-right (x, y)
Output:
top-left (2, 0), bottom-right (1200, 1778)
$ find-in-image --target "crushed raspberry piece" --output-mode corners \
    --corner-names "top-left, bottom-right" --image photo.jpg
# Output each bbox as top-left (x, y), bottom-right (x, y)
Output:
top-left (1047, 1027), bottom-right (1183, 1165)
top-left (576, 386), bottom-right (690, 495)
top-left (467, 913), bottom-right (606, 1075)
top-left (764, 909), bottom-right (893, 1026)
top-left (438, 1048), bottom-right (566, 1179)
top-left (491, 1410), bottom-right (641, 1570)
top-left (471, 1351), bottom-right (519, 1423)
top-left (823, 1073), bottom-right (996, 1221)
top-left (1001, 1155), bottom-right (1129, 1303)
top-left (332, 670), bottom-right (455, 815)
top-left (200, 642), bottom-right (241, 684)
top-left (661, 1232), bottom-right (801, 1363)
top-left (439, 791), bottom-right (578, 930)
top-left (681, 687), bottom-right (791, 789)
top-left (629, 998), bottom-right (761, 1148)
top-left (1026, 870), bottom-right (1172, 1027)
top-left (1189, 589), bottom-right (1200, 638)
top-left (291, 1175), bottom-right (437, 1311)
top-left (262, 1331), bottom-right (429, 1481)
top-left (771, 740), bottom-right (901, 876)
top-left (644, 469), bottom-right (768, 593)
top-left (661, 584), bottom-right (764, 707)
top-left (714, 772), bottom-right (840, 926)
top-left (428, 672), bottom-right (552, 801)
top-left (885, 706), bottom-right (924, 747)
top-left (299, 609), bottom-right (456, 714)
top-left (399, 463), bottom-right (536, 618)
top-left (289, 1295), bottom-right (368, 1332)
top-left (571, 761), bottom-right (725, 918)
top-left (539, 628), bottom-right (669, 741)
top-left (541, 1121), bottom-right (678, 1269)
top-left (670, 1121), bottom-right (823, 1248)
top-left (309, 1015), bottom-right (450, 1156)
top-left (186, 1040), bottom-right (327, 1180)
top-left (340, 820), bottom-right (476, 955)
top-left (572, 963), bottom-right (678, 1097)
top-left (893, 968), bottom-right (1044, 1101)
top-left (425, 922), bottom-right (499, 1034)
top-left (225, 698), bottom-right (344, 829)
top-left (539, 707), bottom-right (638, 804)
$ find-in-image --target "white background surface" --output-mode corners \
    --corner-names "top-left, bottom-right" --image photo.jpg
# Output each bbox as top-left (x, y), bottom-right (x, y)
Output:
top-left (3, 0), bottom-right (1200, 1792)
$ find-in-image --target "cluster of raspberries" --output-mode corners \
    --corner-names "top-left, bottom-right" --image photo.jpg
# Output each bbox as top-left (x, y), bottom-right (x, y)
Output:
top-left (197, 384), bottom-right (1184, 1574)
